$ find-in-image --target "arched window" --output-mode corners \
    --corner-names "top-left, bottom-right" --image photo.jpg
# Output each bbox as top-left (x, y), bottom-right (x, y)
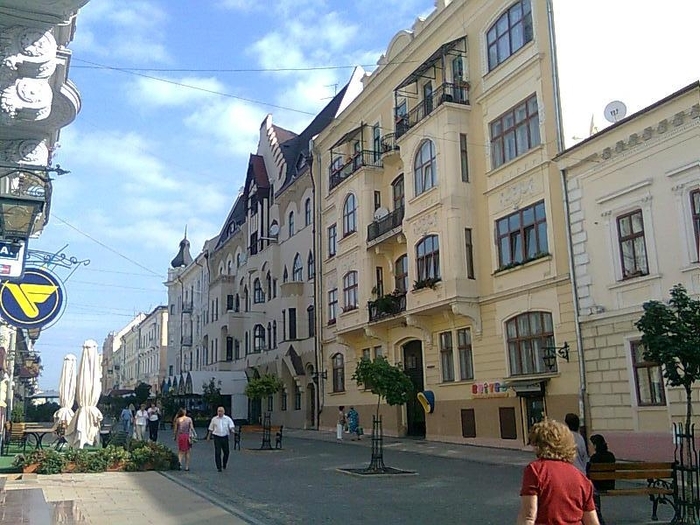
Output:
top-left (292, 253), bottom-right (303, 281)
top-left (266, 272), bottom-right (272, 298)
top-left (305, 198), bottom-right (312, 226)
top-left (283, 266), bottom-right (289, 283)
top-left (272, 320), bottom-right (277, 348)
top-left (332, 353), bottom-right (345, 392)
top-left (506, 311), bottom-right (553, 375)
top-left (227, 259), bottom-right (232, 275)
top-left (307, 251), bottom-right (315, 280)
top-left (236, 253), bottom-right (242, 267)
top-left (235, 293), bottom-right (240, 312)
top-left (267, 322), bottom-right (272, 348)
top-left (253, 278), bottom-right (265, 303)
top-left (288, 211), bottom-right (295, 237)
top-left (342, 193), bottom-right (357, 236)
top-left (343, 271), bottom-right (358, 311)
top-left (243, 286), bottom-right (249, 312)
top-left (254, 324), bottom-right (266, 352)
top-left (395, 254), bottom-right (408, 292)
top-left (414, 139), bottom-right (436, 195)
top-left (416, 235), bottom-right (440, 281)
top-left (487, 0), bottom-right (533, 71)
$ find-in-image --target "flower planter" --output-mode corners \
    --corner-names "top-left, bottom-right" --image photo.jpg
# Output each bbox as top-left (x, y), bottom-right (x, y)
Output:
top-left (22, 463), bottom-right (39, 473)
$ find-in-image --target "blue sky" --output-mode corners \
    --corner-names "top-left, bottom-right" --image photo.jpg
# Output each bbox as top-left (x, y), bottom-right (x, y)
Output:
top-left (32, 0), bottom-right (699, 390)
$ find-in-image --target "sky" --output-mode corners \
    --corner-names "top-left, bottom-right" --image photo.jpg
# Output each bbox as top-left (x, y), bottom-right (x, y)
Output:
top-left (30, 0), bottom-right (699, 391)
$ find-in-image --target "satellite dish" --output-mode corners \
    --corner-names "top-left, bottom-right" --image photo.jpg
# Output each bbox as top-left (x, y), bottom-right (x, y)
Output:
top-left (604, 101), bottom-right (627, 123)
top-left (373, 207), bottom-right (389, 220)
top-left (268, 223), bottom-right (280, 237)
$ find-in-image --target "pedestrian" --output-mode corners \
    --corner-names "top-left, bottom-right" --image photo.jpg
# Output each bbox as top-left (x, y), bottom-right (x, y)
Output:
top-left (336, 406), bottom-right (346, 441)
top-left (565, 412), bottom-right (589, 474)
top-left (119, 404), bottom-right (134, 436)
top-left (587, 434), bottom-right (616, 525)
top-left (134, 403), bottom-right (148, 441)
top-left (517, 418), bottom-right (599, 525)
top-left (173, 407), bottom-right (194, 471)
top-left (148, 402), bottom-right (161, 441)
top-left (347, 406), bottom-right (361, 440)
top-left (206, 406), bottom-right (236, 472)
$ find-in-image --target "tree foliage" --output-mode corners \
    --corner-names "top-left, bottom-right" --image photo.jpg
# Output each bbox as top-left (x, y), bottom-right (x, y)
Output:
top-left (202, 378), bottom-right (223, 410)
top-left (245, 374), bottom-right (283, 400)
top-left (352, 356), bottom-right (414, 419)
top-left (635, 284), bottom-right (700, 428)
top-left (134, 382), bottom-right (152, 406)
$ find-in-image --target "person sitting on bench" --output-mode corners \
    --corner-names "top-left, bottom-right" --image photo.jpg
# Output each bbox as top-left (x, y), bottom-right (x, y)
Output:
top-left (587, 434), bottom-right (616, 525)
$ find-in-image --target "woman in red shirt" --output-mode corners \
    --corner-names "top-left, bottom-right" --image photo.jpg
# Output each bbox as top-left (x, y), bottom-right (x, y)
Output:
top-left (517, 419), bottom-right (599, 525)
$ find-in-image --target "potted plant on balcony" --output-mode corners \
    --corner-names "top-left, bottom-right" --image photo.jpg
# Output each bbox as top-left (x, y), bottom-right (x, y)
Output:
top-left (412, 277), bottom-right (441, 291)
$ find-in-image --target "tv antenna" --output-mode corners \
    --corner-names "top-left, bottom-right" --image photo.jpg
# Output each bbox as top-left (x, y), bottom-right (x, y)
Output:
top-left (321, 83), bottom-right (338, 100)
top-left (604, 101), bottom-right (627, 123)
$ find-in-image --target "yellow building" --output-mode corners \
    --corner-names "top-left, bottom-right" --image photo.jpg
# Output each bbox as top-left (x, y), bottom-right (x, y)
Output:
top-left (556, 82), bottom-right (700, 461)
top-left (314, 0), bottom-right (580, 446)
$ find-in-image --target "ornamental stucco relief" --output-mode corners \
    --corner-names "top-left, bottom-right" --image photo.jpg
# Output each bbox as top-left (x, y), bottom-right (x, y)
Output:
top-left (498, 176), bottom-right (539, 211)
top-left (0, 139), bottom-right (49, 165)
top-left (0, 26), bottom-right (57, 78)
top-left (411, 210), bottom-right (438, 237)
top-left (0, 77), bottom-right (53, 122)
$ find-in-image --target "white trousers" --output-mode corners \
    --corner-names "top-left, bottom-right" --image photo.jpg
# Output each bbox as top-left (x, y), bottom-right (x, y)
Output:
top-left (135, 423), bottom-right (147, 440)
top-left (336, 423), bottom-right (343, 440)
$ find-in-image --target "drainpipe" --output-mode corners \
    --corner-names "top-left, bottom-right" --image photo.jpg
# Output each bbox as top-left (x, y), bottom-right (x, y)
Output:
top-left (308, 138), bottom-right (323, 430)
top-left (547, 0), bottom-right (587, 436)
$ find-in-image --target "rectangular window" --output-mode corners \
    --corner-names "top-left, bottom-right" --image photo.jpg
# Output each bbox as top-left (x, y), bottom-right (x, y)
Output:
top-left (328, 224), bottom-right (337, 258)
top-left (692, 189), bottom-right (700, 260)
top-left (465, 228), bottom-right (475, 279)
top-left (288, 308), bottom-right (297, 339)
top-left (631, 341), bottom-right (666, 406)
top-left (496, 200), bottom-right (548, 269)
top-left (294, 386), bottom-right (302, 410)
top-left (328, 289), bottom-right (338, 324)
top-left (374, 191), bottom-right (381, 211)
top-left (267, 395), bottom-right (273, 412)
top-left (439, 331), bottom-right (455, 382)
top-left (234, 339), bottom-right (240, 360)
top-left (457, 328), bottom-right (474, 380)
top-left (362, 348), bottom-right (371, 361)
top-left (226, 337), bottom-right (233, 361)
top-left (617, 210), bottom-right (649, 279)
top-left (373, 123), bottom-right (381, 161)
top-left (373, 346), bottom-right (383, 359)
top-left (281, 391), bottom-right (288, 411)
top-left (460, 133), bottom-right (469, 182)
top-left (308, 307), bottom-right (315, 338)
top-left (375, 267), bottom-right (384, 297)
top-left (226, 294), bottom-right (234, 311)
top-left (490, 94), bottom-right (540, 169)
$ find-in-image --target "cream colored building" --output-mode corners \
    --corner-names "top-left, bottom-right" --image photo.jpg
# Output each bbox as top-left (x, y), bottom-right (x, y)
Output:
top-left (101, 315), bottom-right (145, 393)
top-left (314, 0), bottom-right (579, 446)
top-left (119, 313), bottom-right (146, 390)
top-left (206, 77), bottom-right (362, 427)
top-left (556, 82), bottom-right (700, 461)
top-left (138, 305), bottom-right (168, 394)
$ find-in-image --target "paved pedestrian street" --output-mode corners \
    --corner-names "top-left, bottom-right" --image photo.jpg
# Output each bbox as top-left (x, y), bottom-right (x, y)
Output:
top-left (0, 430), bottom-right (675, 524)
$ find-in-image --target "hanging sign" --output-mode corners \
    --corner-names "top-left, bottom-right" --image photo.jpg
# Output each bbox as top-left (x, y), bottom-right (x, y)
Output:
top-left (0, 240), bottom-right (27, 279)
top-left (0, 267), bottom-right (65, 329)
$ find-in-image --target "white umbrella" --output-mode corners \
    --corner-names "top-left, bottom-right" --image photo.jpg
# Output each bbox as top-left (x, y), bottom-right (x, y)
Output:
top-left (64, 340), bottom-right (103, 449)
top-left (53, 354), bottom-right (77, 424)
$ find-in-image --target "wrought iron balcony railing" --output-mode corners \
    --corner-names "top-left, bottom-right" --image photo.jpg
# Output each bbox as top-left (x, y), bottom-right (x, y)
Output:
top-left (380, 133), bottom-right (400, 155)
top-left (367, 206), bottom-right (404, 243)
top-left (395, 81), bottom-right (470, 139)
top-left (329, 150), bottom-right (383, 191)
top-left (368, 291), bottom-right (407, 323)
top-left (181, 335), bottom-right (193, 346)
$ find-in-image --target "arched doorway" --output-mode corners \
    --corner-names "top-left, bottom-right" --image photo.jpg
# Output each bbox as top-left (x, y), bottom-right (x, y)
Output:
top-left (402, 340), bottom-right (425, 437)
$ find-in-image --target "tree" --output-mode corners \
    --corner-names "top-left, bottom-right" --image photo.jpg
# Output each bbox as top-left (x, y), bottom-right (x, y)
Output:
top-left (635, 284), bottom-right (700, 429)
top-left (353, 356), bottom-right (414, 421)
top-left (202, 378), bottom-right (223, 411)
top-left (244, 374), bottom-right (283, 401)
top-left (352, 356), bottom-right (414, 472)
top-left (134, 382), bottom-right (152, 406)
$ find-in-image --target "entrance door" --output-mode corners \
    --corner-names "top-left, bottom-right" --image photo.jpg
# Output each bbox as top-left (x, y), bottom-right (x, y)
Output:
top-left (525, 395), bottom-right (545, 431)
top-left (403, 340), bottom-right (425, 437)
top-left (249, 398), bottom-right (262, 424)
top-left (307, 383), bottom-right (316, 428)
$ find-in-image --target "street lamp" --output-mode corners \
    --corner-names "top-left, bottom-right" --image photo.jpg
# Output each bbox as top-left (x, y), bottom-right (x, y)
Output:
top-left (542, 342), bottom-right (570, 372)
top-left (311, 370), bottom-right (327, 384)
top-left (0, 197), bottom-right (44, 239)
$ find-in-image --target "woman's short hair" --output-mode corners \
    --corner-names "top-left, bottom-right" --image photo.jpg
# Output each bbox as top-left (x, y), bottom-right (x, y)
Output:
top-left (528, 418), bottom-right (576, 462)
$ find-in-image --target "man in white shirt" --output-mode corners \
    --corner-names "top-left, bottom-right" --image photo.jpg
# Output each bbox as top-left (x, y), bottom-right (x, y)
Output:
top-left (147, 402), bottom-right (161, 442)
top-left (134, 404), bottom-right (148, 441)
top-left (207, 406), bottom-right (236, 472)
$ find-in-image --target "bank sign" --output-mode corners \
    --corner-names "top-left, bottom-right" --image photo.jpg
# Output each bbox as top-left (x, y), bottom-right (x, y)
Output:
top-left (0, 267), bottom-right (65, 329)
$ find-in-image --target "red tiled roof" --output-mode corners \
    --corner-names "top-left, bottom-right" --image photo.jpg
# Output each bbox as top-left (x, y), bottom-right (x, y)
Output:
top-left (248, 154), bottom-right (269, 189)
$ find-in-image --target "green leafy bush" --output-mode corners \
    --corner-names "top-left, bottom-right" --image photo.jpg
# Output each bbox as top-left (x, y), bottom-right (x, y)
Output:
top-left (126, 441), bottom-right (178, 471)
top-left (13, 449), bottom-right (66, 474)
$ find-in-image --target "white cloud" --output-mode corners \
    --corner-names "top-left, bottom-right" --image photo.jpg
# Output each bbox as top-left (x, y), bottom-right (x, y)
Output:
top-left (127, 76), bottom-right (226, 108)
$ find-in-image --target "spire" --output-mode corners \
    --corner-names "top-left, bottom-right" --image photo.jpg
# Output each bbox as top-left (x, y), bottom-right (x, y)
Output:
top-left (170, 227), bottom-right (193, 268)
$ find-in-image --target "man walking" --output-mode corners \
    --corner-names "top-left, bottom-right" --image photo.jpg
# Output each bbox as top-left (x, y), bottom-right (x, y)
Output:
top-left (148, 402), bottom-right (161, 442)
top-left (207, 406), bottom-right (236, 472)
top-left (565, 412), bottom-right (589, 474)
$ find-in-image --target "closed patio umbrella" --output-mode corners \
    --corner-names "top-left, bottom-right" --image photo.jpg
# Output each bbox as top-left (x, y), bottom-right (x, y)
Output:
top-left (64, 340), bottom-right (103, 449)
top-left (53, 354), bottom-right (77, 424)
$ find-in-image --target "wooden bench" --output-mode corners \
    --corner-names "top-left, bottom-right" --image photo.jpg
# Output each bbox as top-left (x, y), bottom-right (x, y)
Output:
top-left (237, 424), bottom-right (283, 450)
top-left (588, 461), bottom-right (678, 521)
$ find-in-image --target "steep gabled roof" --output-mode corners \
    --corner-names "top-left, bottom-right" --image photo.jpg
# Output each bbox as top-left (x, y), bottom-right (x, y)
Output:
top-left (213, 191), bottom-right (246, 251)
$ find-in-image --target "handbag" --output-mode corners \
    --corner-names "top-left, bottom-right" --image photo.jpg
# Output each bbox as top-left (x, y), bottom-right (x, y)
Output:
top-left (188, 426), bottom-right (198, 445)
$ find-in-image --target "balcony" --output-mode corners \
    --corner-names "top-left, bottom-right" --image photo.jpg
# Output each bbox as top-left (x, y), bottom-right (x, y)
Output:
top-left (367, 206), bottom-right (404, 245)
top-left (329, 150), bottom-right (382, 191)
top-left (181, 335), bottom-right (193, 346)
top-left (182, 300), bottom-right (193, 313)
top-left (368, 291), bottom-right (407, 323)
top-left (380, 133), bottom-right (400, 157)
top-left (395, 82), bottom-right (469, 139)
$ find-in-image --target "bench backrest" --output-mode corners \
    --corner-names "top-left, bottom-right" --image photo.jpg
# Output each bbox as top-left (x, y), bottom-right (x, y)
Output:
top-left (9, 422), bottom-right (25, 439)
top-left (588, 462), bottom-right (674, 481)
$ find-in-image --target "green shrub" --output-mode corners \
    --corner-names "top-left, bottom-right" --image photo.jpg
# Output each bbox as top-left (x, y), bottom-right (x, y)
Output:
top-left (126, 441), bottom-right (178, 471)
top-left (13, 449), bottom-right (66, 474)
top-left (96, 445), bottom-right (130, 467)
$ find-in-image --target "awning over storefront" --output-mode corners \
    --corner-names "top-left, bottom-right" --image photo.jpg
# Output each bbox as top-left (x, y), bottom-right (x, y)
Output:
top-left (166, 371), bottom-right (248, 396)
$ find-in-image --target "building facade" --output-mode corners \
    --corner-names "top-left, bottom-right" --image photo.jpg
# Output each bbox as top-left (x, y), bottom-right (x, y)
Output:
top-left (556, 82), bottom-right (700, 460)
top-left (315, 0), bottom-right (579, 446)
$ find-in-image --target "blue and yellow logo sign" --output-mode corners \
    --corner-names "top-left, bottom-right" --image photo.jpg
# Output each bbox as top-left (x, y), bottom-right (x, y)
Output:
top-left (0, 267), bottom-right (65, 329)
